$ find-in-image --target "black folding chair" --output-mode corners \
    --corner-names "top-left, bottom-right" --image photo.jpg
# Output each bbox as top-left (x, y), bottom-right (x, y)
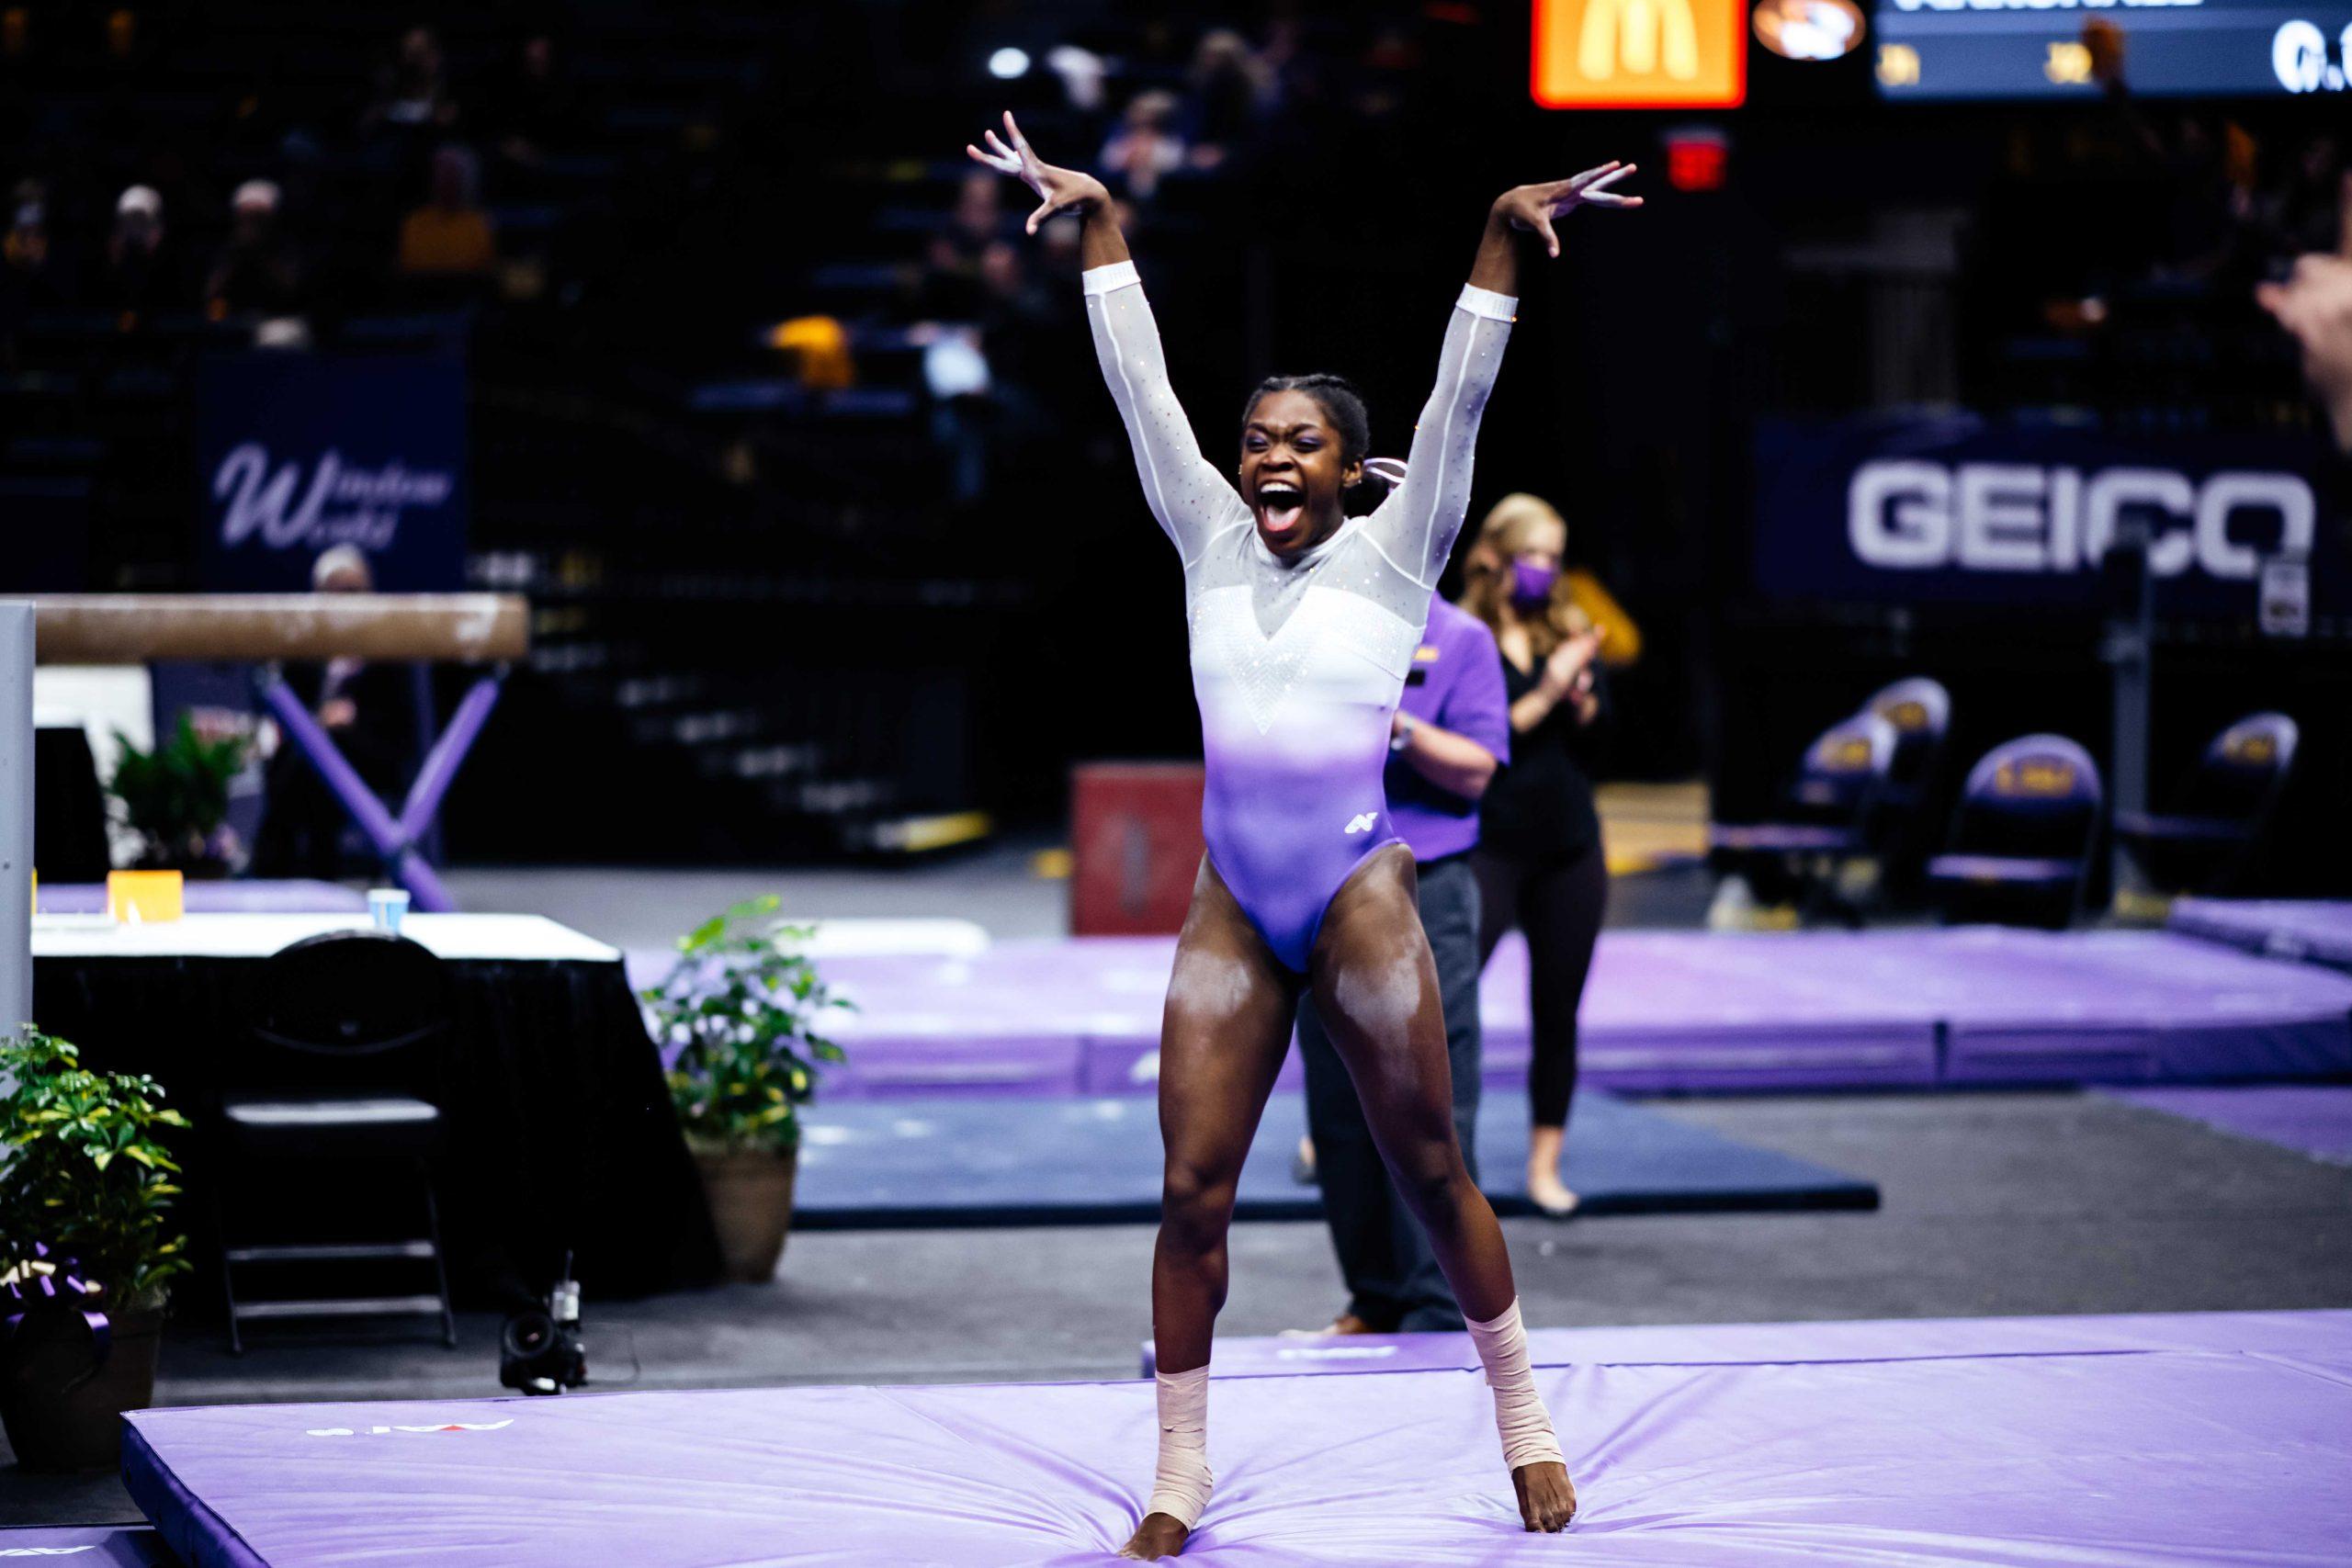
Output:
top-left (1709, 711), bottom-right (1898, 926)
top-left (212, 931), bottom-right (458, 1351)
top-left (1927, 734), bottom-right (2105, 929)
top-left (2117, 712), bottom-right (2299, 895)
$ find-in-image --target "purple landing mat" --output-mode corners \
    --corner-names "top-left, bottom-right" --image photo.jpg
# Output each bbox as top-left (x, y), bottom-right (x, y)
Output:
top-left (123, 1314), bottom-right (2352, 1568)
top-left (34, 880), bottom-right (368, 916)
top-left (0, 1528), bottom-right (173, 1565)
top-left (806, 929), bottom-right (2352, 1099)
top-left (1143, 1307), bottom-right (2352, 1377)
top-left (2170, 897), bottom-right (2352, 970)
top-left (1486, 931), bottom-right (1943, 1089)
top-left (2100, 1085), bottom-right (2352, 1165)
top-left (1928, 930), bottom-right (2352, 1084)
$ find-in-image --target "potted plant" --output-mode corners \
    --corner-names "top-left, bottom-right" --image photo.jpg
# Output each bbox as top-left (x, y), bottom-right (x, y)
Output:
top-left (108, 713), bottom-right (249, 876)
top-left (641, 897), bottom-right (849, 1283)
top-left (0, 1029), bottom-right (192, 1471)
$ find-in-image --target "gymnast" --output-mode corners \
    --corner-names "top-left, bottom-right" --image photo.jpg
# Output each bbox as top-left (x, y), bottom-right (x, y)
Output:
top-left (967, 111), bottom-right (1638, 1558)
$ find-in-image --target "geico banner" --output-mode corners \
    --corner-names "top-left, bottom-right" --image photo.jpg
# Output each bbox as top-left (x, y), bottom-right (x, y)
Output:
top-left (195, 354), bottom-right (468, 591)
top-left (1753, 414), bottom-right (2343, 615)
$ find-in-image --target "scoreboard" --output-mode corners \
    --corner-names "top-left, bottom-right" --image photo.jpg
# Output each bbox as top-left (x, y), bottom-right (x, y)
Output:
top-left (1874, 0), bottom-right (2352, 98)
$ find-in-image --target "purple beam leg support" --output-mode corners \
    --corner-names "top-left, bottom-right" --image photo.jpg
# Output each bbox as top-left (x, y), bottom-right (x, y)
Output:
top-left (392, 846), bottom-right (457, 915)
top-left (258, 676), bottom-right (404, 854)
top-left (395, 674), bottom-right (503, 846)
top-left (256, 674), bottom-right (459, 912)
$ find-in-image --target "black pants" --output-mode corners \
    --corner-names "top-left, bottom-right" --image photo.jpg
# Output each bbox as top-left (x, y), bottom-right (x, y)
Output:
top-left (1475, 841), bottom-right (1608, 1130)
top-left (1295, 853), bottom-right (1482, 1333)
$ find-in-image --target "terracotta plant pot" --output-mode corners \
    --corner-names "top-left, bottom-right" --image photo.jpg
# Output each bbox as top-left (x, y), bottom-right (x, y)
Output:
top-left (1, 1303), bottom-right (164, 1472)
top-left (695, 1146), bottom-right (799, 1283)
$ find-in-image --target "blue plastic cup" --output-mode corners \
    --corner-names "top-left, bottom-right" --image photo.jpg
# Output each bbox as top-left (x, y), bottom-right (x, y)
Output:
top-left (368, 887), bottom-right (411, 935)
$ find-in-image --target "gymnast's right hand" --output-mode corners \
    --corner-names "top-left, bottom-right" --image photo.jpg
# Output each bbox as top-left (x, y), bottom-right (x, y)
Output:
top-left (966, 110), bottom-right (1110, 235)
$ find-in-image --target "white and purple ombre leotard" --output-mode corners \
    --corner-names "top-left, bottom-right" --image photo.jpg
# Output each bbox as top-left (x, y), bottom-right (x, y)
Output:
top-left (1082, 258), bottom-right (1517, 972)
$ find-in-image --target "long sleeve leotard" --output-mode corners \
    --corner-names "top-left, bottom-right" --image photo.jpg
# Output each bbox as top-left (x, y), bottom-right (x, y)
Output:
top-left (1084, 258), bottom-right (1517, 970)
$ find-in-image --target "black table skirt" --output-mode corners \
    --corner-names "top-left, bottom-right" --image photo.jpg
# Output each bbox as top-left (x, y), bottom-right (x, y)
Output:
top-left (32, 953), bottom-right (721, 1309)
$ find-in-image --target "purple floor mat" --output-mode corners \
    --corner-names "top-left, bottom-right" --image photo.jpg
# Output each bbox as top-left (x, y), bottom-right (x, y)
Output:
top-left (123, 1313), bottom-right (2352, 1567)
top-left (34, 880), bottom-right (367, 916)
top-left (2169, 898), bottom-right (2352, 970)
top-left (0, 1528), bottom-right (173, 1564)
top-left (802, 929), bottom-right (2352, 1099)
top-left (1145, 1308), bottom-right (2352, 1377)
top-left (2101, 1085), bottom-right (2352, 1165)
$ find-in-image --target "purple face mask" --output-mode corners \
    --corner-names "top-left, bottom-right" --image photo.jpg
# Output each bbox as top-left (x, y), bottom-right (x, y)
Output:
top-left (1510, 559), bottom-right (1558, 608)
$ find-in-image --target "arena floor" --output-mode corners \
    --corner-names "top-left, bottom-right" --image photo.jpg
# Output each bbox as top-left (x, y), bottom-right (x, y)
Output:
top-left (9, 851), bottom-right (2350, 1529)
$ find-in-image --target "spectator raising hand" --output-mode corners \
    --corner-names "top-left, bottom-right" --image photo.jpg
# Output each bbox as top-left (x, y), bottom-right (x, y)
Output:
top-left (2257, 201), bottom-right (2352, 453)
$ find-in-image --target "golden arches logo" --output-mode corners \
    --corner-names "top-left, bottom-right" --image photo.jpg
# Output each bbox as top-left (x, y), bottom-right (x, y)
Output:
top-left (1533, 0), bottom-right (1744, 107)
top-left (1581, 0), bottom-right (1702, 80)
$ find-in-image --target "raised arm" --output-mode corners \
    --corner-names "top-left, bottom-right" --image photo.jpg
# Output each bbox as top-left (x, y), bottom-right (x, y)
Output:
top-left (967, 112), bottom-right (1241, 562)
top-left (1370, 165), bottom-right (1640, 585)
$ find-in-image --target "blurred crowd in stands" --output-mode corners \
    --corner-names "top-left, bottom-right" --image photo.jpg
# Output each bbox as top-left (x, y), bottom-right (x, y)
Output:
top-left (0, 17), bottom-right (582, 357)
top-left (890, 17), bottom-right (1416, 511)
top-left (1972, 19), bottom-right (2347, 425)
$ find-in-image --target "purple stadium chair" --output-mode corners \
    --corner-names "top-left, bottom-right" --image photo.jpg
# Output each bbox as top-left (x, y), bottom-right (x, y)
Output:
top-left (2117, 712), bottom-right (2299, 895)
top-left (1860, 676), bottom-right (1954, 897)
top-left (1928, 733), bottom-right (2104, 928)
top-left (1861, 677), bottom-right (1951, 811)
top-left (1710, 712), bottom-right (1898, 923)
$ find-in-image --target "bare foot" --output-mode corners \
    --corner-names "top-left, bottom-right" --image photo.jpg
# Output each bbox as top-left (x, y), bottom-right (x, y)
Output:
top-left (1526, 1168), bottom-right (1580, 1219)
top-left (1513, 1461), bottom-right (1578, 1532)
top-left (1118, 1512), bottom-right (1192, 1560)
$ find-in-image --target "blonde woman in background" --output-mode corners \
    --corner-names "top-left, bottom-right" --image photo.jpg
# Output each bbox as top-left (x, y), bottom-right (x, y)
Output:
top-left (1460, 493), bottom-right (1611, 1218)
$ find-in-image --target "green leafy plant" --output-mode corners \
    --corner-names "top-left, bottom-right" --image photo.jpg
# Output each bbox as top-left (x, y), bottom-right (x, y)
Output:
top-left (108, 714), bottom-right (249, 871)
top-left (0, 1029), bottom-right (192, 1309)
top-left (642, 898), bottom-right (851, 1156)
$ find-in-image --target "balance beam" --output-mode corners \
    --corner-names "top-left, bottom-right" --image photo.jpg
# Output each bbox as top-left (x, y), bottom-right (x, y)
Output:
top-left (28, 593), bottom-right (530, 915)
top-left (30, 593), bottom-right (528, 665)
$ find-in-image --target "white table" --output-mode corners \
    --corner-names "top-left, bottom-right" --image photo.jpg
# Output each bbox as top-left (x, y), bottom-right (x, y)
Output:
top-left (32, 912), bottom-right (618, 964)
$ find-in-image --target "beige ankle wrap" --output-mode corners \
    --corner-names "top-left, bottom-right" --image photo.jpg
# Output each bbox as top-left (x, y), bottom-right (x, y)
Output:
top-left (1466, 1298), bottom-right (1565, 1472)
top-left (1144, 1363), bottom-right (1212, 1529)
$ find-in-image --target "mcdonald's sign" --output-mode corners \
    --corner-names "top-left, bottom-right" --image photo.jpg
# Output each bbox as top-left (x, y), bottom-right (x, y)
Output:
top-left (1533, 0), bottom-right (1747, 108)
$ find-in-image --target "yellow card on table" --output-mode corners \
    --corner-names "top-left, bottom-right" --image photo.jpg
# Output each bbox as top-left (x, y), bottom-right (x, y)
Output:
top-left (107, 870), bottom-right (185, 924)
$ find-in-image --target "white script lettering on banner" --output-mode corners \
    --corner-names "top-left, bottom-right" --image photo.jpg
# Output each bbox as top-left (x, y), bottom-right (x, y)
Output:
top-left (212, 443), bottom-right (456, 555)
top-left (1849, 460), bottom-right (2313, 579)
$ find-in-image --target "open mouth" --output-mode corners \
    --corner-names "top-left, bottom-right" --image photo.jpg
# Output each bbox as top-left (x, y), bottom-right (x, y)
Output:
top-left (1254, 481), bottom-right (1306, 536)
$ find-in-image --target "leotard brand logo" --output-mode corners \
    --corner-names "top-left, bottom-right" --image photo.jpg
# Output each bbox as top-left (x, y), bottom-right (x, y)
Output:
top-left (303, 1419), bottom-right (515, 1437)
top-left (1345, 813), bottom-right (1378, 835)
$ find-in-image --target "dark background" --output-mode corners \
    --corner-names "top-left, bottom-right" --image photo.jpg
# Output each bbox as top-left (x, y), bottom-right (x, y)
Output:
top-left (3, 0), bottom-right (2345, 885)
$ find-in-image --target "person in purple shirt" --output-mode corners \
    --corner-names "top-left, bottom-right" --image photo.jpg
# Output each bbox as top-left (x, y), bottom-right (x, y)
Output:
top-left (1293, 597), bottom-right (1511, 1334)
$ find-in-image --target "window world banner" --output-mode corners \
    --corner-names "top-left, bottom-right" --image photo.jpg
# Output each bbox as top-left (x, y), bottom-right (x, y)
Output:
top-left (195, 354), bottom-right (468, 591)
top-left (1752, 413), bottom-right (2344, 619)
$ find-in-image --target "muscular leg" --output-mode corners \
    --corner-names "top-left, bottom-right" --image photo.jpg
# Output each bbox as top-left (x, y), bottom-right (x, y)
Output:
top-left (1309, 845), bottom-right (1577, 1533)
top-left (1123, 857), bottom-right (1298, 1562)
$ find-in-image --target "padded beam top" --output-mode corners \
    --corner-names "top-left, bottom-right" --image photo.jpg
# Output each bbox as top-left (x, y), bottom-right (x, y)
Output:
top-left (32, 593), bottom-right (529, 664)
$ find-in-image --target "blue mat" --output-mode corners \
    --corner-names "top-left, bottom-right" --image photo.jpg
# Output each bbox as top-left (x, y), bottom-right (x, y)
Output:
top-left (793, 1090), bottom-right (1877, 1228)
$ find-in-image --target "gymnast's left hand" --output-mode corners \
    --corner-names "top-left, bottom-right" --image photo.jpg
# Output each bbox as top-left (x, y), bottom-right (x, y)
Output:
top-left (965, 110), bottom-right (1110, 236)
top-left (1493, 164), bottom-right (1643, 260)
